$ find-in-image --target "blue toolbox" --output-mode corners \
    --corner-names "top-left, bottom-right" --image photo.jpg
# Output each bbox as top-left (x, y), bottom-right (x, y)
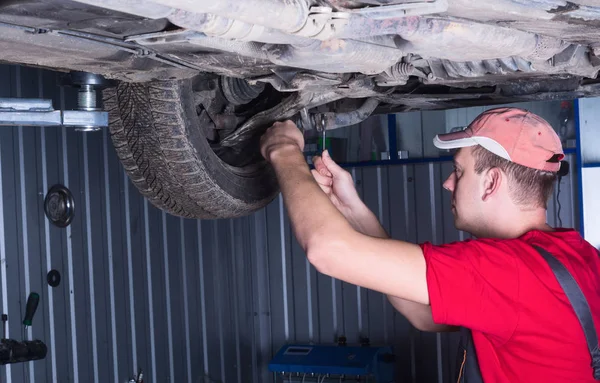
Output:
top-left (269, 342), bottom-right (395, 382)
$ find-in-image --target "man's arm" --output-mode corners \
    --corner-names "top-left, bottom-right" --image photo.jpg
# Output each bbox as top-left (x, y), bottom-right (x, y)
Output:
top-left (348, 203), bottom-right (458, 332)
top-left (261, 124), bottom-right (428, 304)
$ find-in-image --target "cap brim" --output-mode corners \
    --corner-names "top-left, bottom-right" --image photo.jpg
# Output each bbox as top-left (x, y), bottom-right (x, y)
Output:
top-left (433, 130), bottom-right (478, 150)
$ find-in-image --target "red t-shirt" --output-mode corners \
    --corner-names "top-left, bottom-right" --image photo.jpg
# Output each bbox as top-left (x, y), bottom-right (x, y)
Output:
top-left (421, 229), bottom-right (600, 383)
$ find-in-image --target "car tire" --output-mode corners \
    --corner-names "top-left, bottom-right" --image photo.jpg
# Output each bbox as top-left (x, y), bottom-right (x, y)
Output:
top-left (103, 79), bottom-right (279, 219)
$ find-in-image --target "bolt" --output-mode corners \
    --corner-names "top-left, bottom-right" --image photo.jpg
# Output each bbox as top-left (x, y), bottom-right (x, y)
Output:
top-left (77, 85), bottom-right (97, 111)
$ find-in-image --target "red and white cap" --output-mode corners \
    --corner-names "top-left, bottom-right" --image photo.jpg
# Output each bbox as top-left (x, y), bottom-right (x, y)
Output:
top-left (433, 107), bottom-right (564, 172)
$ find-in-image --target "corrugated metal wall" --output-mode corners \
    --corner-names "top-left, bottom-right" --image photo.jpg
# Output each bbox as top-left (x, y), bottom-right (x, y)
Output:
top-left (0, 64), bottom-right (580, 383)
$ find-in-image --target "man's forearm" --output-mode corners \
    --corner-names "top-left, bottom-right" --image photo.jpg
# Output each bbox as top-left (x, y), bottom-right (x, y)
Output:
top-left (270, 147), bottom-right (353, 250)
top-left (346, 200), bottom-right (457, 332)
top-left (346, 203), bottom-right (388, 239)
top-left (388, 296), bottom-right (459, 332)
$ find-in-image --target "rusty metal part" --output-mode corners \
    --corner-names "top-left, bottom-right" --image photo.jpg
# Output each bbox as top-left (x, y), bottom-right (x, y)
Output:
top-left (148, 0), bottom-right (310, 33)
top-left (219, 88), bottom-right (356, 148)
top-left (3, 0), bottom-right (600, 118)
top-left (376, 62), bottom-right (429, 86)
top-left (211, 114), bottom-right (246, 131)
top-left (248, 72), bottom-right (345, 92)
top-left (351, 0), bottom-right (447, 18)
top-left (509, 0), bottom-right (600, 21)
top-left (392, 17), bottom-right (567, 62)
top-left (264, 38), bottom-right (404, 75)
top-left (167, 10), bottom-right (313, 44)
top-left (70, 0), bottom-right (174, 19)
top-left (219, 91), bottom-right (316, 147)
top-left (72, 0), bottom-right (313, 44)
top-left (135, 30), bottom-right (273, 62)
top-left (297, 107), bottom-right (311, 131)
top-left (428, 56), bottom-right (534, 79)
top-left (315, 98), bottom-right (380, 130)
top-left (74, 0), bottom-right (578, 78)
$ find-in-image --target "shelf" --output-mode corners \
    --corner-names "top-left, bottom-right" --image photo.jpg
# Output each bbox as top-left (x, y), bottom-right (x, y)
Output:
top-left (582, 162), bottom-right (600, 168)
top-left (339, 156), bottom-right (454, 169)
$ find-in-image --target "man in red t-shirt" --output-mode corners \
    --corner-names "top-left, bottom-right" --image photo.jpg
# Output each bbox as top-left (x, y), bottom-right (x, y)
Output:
top-left (259, 107), bottom-right (600, 382)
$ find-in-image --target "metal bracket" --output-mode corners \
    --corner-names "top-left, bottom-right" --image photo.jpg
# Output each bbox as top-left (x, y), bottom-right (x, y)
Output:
top-left (351, 0), bottom-right (448, 19)
top-left (293, 6), bottom-right (350, 38)
top-left (301, 0), bottom-right (447, 40)
top-left (0, 98), bottom-right (108, 130)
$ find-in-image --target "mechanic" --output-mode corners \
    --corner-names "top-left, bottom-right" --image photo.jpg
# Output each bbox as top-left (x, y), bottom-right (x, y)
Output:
top-left (259, 107), bottom-right (600, 382)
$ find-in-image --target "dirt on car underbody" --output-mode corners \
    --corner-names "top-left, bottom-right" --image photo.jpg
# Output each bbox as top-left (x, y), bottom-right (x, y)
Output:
top-left (1, 0), bottom-right (600, 218)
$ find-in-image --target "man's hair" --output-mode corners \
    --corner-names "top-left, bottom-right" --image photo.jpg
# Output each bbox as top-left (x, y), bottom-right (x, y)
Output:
top-left (471, 145), bottom-right (557, 209)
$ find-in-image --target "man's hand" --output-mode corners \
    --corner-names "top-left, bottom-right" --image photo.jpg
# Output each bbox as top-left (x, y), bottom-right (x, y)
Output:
top-left (260, 120), bottom-right (304, 162)
top-left (314, 150), bottom-right (455, 332)
top-left (311, 151), bottom-right (364, 220)
top-left (257, 119), bottom-right (435, 316)
top-left (312, 151), bottom-right (388, 237)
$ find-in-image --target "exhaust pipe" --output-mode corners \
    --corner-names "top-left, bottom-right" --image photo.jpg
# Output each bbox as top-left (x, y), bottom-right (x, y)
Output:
top-left (147, 0), bottom-right (310, 33)
top-left (168, 10), bottom-right (312, 45)
top-left (265, 38), bottom-right (403, 75)
top-left (72, 0), bottom-right (310, 44)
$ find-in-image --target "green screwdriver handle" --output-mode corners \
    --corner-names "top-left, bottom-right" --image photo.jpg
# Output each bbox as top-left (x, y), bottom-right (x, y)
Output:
top-left (23, 292), bottom-right (39, 327)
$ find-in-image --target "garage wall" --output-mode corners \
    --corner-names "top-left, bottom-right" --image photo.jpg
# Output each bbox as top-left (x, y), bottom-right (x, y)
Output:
top-left (0, 64), bottom-right (580, 383)
top-left (326, 97), bottom-right (575, 164)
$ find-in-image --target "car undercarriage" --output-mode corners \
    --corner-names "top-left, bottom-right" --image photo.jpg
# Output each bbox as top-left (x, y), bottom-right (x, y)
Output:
top-left (1, 0), bottom-right (600, 218)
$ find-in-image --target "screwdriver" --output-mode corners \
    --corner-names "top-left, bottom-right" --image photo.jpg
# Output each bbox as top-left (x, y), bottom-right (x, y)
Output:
top-left (319, 115), bottom-right (327, 153)
top-left (23, 292), bottom-right (39, 339)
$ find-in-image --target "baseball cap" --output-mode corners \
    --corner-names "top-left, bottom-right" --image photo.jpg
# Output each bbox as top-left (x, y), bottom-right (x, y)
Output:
top-left (433, 107), bottom-right (564, 172)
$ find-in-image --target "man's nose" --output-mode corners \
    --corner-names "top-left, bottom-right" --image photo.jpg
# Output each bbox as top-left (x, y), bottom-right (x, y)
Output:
top-left (443, 173), bottom-right (455, 192)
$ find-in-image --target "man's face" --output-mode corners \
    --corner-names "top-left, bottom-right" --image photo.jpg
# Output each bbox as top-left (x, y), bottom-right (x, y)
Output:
top-left (443, 147), bottom-right (484, 234)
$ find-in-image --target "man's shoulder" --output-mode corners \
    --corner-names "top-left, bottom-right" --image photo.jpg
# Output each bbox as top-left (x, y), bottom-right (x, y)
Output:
top-left (420, 237), bottom-right (526, 263)
top-left (519, 228), bottom-right (596, 255)
top-left (422, 236), bottom-right (526, 252)
top-left (422, 228), bottom-right (588, 257)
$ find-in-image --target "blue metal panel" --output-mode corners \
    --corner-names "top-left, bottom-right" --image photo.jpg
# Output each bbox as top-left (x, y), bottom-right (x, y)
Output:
top-left (269, 344), bottom-right (395, 382)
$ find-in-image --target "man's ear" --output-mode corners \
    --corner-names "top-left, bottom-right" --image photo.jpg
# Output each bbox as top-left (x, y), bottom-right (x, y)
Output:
top-left (481, 167), bottom-right (502, 202)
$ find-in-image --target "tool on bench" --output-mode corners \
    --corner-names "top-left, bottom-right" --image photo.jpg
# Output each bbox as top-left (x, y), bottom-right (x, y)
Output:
top-left (0, 313), bottom-right (47, 365)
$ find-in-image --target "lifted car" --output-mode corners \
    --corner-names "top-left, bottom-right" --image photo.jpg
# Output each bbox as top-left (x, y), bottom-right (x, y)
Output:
top-left (1, 0), bottom-right (599, 218)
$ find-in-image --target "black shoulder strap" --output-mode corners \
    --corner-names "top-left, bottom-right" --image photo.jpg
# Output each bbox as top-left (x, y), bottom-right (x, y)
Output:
top-left (456, 327), bottom-right (483, 383)
top-left (533, 245), bottom-right (600, 380)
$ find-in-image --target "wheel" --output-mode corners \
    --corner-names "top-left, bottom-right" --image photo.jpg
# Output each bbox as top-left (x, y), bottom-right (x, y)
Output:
top-left (103, 79), bottom-right (279, 219)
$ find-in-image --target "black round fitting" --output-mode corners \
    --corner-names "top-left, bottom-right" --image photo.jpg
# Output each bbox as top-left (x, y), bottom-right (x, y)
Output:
top-left (59, 71), bottom-right (114, 88)
top-left (47, 270), bottom-right (61, 288)
top-left (44, 185), bottom-right (75, 228)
